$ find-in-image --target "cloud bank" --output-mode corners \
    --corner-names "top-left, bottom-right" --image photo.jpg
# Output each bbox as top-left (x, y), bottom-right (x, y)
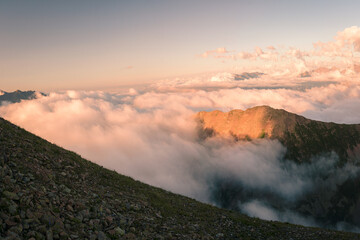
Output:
top-left (1, 78), bottom-right (360, 229)
top-left (1, 26), bottom-right (360, 231)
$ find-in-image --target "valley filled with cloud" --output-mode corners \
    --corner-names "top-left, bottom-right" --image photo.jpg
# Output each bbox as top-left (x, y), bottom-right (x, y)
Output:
top-left (1, 26), bottom-right (360, 231)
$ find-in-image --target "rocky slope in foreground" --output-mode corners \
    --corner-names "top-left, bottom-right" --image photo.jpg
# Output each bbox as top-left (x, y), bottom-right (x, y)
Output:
top-left (0, 119), bottom-right (359, 239)
top-left (197, 105), bottom-right (360, 162)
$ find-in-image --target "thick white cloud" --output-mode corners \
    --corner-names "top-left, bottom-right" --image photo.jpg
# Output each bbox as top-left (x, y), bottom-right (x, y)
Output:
top-left (1, 77), bottom-right (360, 230)
top-left (1, 26), bottom-right (360, 231)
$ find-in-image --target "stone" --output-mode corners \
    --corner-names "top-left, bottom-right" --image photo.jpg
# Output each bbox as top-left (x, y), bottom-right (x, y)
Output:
top-left (46, 229), bottom-right (53, 240)
top-left (37, 224), bottom-right (47, 234)
top-left (5, 231), bottom-right (20, 240)
top-left (66, 204), bottom-right (74, 212)
top-left (41, 213), bottom-right (56, 227)
top-left (8, 203), bottom-right (18, 215)
top-left (5, 218), bottom-right (17, 226)
top-left (97, 231), bottom-right (107, 240)
top-left (3, 191), bottom-right (19, 201)
top-left (105, 216), bottom-right (113, 224)
top-left (8, 224), bottom-right (23, 234)
top-left (35, 232), bottom-right (44, 240)
top-left (216, 233), bottom-right (224, 238)
top-left (114, 227), bottom-right (125, 236)
top-left (123, 233), bottom-right (136, 240)
top-left (59, 231), bottom-right (68, 240)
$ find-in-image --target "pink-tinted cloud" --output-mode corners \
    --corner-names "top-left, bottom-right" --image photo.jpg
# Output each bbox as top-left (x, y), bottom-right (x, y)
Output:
top-left (314, 26), bottom-right (360, 54)
top-left (200, 26), bottom-right (360, 77)
top-left (2, 74), bottom-right (360, 229)
top-left (201, 47), bottom-right (230, 58)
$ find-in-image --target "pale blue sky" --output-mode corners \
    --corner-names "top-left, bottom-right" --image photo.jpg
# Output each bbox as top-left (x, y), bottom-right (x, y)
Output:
top-left (1, 0), bottom-right (359, 91)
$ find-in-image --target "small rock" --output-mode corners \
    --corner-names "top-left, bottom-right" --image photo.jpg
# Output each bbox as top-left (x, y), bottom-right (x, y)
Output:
top-left (35, 232), bottom-right (44, 239)
top-left (5, 218), bottom-right (17, 226)
top-left (8, 203), bottom-right (18, 215)
top-left (8, 224), bottom-right (23, 234)
top-left (3, 191), bottom-right (19, 201)
top-left (216, 233), bottom-right (224, 238)
top-left (105, 216), bottom-right (113, 224)
top-left (66, 204), bottom-right (74, 212)
top-left (97, 231), bottom-right (107, 240)
top-left (123, 233), bottom-right (136, 240)
top-left (46, 229), bottom-right (53, 240)
top-left (5, 231), bottom-right (20, 239)
top-left (41, 213), bottom-right (56, 227)
top-left (114, 227), bottom-right (125, 236)
top-left (59, 231), bottom-right (68, 240)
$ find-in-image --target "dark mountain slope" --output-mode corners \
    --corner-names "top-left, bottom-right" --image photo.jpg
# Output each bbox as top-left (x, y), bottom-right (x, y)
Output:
top-left (196, 106), bottom-right (360, 229)
top-left (1, 119), bottom-right (359, 239)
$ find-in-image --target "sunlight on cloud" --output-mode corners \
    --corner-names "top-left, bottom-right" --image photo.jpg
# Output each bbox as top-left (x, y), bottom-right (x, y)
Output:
top-left (200, 26), bottom-right (360, 78)
top-left (1, 26), bottom-right (360, 231)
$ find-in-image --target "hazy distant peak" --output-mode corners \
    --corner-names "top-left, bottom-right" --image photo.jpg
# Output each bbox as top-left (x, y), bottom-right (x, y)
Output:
top-left (0, 90), bottom-right (47, 104)
top-left (233, 72), bottom-right (265, 80)
top-left (208, 72), bottom-right (265, 83)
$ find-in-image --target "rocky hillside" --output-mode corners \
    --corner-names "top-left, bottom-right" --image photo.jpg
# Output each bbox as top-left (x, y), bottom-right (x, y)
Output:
top-left (1, 118), bottom-right (360, 239)
top-left (197, 106), bottom-right (360, 162)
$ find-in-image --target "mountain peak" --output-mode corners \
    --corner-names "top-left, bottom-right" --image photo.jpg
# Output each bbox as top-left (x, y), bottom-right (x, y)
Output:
top-left (197, 106), bottom-right (360, 162)
top-left (197, 105), bottom-right (307, 140)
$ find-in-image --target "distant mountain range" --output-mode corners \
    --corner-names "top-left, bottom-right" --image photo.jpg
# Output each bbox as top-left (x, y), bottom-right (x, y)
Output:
top-left (0, 90), bottom-right (46, 105)
top-left (233, 72), bottom-right (264, 81)
top-left (197, 106), bottom-right (360, 228)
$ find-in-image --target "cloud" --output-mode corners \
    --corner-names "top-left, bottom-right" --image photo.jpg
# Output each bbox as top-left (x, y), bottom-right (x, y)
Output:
top-left (200, 26), bottom-right (360, 77)
top-left (201, 47), bottom-right (231, 58)
top-left (1, 80), bottom-right (360, 230)
top-left (314, 26), bottom-right (360, 55)
top-left (2, 27), bottom-right (360, 231)
top-left (240, 200), bottom-right (318, 227)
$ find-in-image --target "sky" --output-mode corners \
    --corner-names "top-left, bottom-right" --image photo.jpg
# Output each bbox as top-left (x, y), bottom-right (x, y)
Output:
top-left (1, 0), bottom-right (360, 91)
top-left (2, 0), bottom-right (360, 230)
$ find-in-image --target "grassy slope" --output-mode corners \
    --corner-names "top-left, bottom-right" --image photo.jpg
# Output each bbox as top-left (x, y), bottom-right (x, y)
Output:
top-left (1, 117), bottom-right (360, 239)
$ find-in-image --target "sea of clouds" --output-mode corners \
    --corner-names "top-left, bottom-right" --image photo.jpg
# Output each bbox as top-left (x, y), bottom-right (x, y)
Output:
top-left (1, 26), bottom-right (360, 230)
top-left (1, 77), bottom-right (360, 229)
